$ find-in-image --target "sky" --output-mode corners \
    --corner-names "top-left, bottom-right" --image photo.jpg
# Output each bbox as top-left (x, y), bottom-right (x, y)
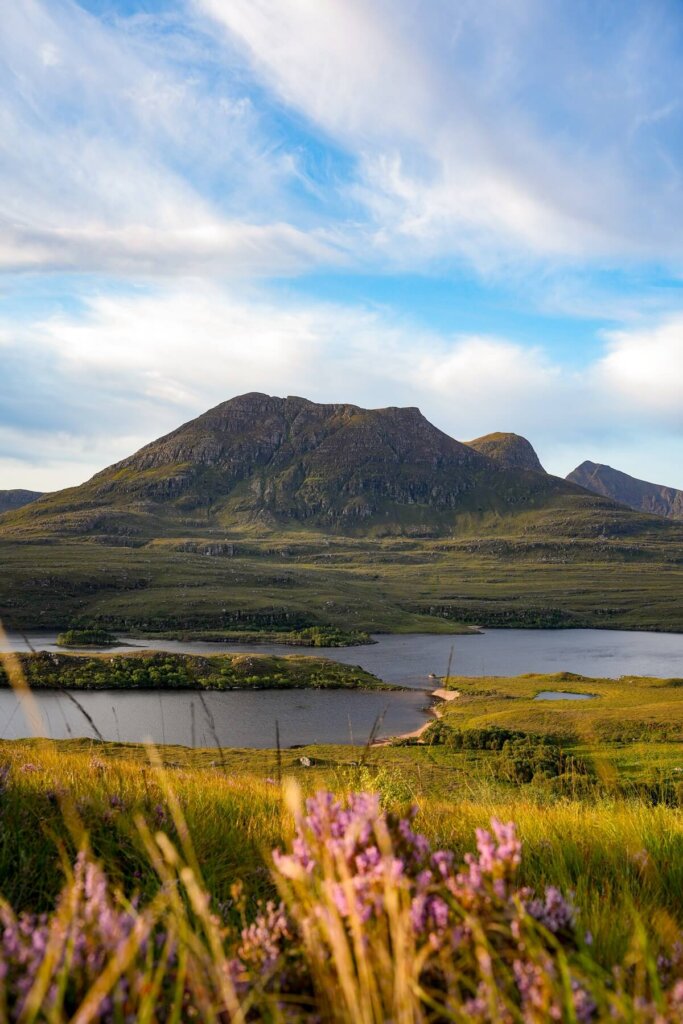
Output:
top-left (1, 0), bottom-right (682, 491)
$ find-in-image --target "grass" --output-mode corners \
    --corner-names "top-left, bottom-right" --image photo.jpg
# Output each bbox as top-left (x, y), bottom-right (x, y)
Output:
top-left (1, 643), bottom-right (682, 1018)
top-left (1, 731), bottom-right (681, 970)
top-left (1, 527), bottom-right (683, 633)
top-left (433, 671), bottom-right (683, 745)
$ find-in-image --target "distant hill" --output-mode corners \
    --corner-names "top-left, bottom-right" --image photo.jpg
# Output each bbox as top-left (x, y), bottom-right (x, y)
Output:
top-left (567, 462), bottom-right (683, 521)
top-left (0, 489), bottom-right (43, 515)
top-left (466, 432), bottom-right (545, 473)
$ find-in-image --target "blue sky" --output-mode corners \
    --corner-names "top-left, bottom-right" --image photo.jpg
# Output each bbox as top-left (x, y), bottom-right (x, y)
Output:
top-left (1, 0), bottom-right (682, 490)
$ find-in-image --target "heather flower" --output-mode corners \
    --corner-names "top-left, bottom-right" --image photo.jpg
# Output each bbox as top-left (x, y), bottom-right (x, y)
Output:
top-left (572, 979), bottom-right (598, 1023)
top-left (153, 802), bottom-right (166, 826)
top-left (238, 900), bottom-right (292, 973)
top-left (0, 789), bottom-right (681, 1021)
top-left (0, 853), bottom-right (149, 1021)
top-left (525, 885), bottom-right (576, 936)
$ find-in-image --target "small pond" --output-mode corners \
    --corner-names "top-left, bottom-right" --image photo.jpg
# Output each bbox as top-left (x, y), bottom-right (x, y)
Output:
top-left (534, 691), bottom-right (596, 701)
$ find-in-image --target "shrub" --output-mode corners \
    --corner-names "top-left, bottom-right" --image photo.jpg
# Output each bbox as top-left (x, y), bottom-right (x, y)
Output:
top-left (495, 736), bottom-right (593, 785)
top-left (56, 628), bottom-right (117, 647)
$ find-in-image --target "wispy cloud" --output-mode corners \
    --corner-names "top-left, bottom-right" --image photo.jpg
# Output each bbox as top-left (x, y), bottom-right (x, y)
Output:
top-left (200, 0), bottom-right (683, 268)
top-left (6, 1), bottom-right (683, 278)
top-left (1, 1), bottom-right (681, 493)
top-left (0, 0), bottom-right (344, 275)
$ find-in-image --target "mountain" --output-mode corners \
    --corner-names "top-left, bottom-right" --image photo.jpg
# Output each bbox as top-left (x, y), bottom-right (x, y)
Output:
top-left (567, 462), bottom-right (683, 521)
top-left (0, 490), bottom-right (43, 514)
top-left (0, 392), bottom-right (622, 541)
top-left (1, 395), bottom-right (681, 634)
top-left (466, 432), bottom-right (545, 473)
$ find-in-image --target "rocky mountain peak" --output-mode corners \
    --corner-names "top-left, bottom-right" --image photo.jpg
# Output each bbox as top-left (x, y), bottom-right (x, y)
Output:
top-left (465, 432), bottom-right (545, 473)
top-left (567, 461), bottom-right (683, 520)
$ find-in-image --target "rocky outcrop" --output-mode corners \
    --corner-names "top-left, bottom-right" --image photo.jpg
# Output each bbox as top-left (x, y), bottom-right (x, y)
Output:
top-left (567, 462), bottom-right (683, 520)
top-left (465, 433), bottom-right (545, 473)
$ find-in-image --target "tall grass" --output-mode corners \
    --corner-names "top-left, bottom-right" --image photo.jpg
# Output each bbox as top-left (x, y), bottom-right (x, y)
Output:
top-left (1, 763), bottom-right (682, 1021)
top-left (1, 635), bottom-right (682, 1020)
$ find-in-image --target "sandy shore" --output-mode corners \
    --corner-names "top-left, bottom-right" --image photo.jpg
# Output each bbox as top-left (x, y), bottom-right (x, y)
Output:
top-left (431, 688), bottom-right (460, 702)
top-left (373, 686), bottom-right (459, 746)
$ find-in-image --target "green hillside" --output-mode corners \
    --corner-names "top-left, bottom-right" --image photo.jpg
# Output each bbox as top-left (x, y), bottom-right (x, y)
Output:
top-left (0, 393), bottom-right (622, 540)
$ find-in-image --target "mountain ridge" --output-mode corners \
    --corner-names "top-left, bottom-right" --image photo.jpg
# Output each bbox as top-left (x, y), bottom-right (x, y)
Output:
top-left (0, 394), bottom-right (675, 547)
top-left (567, 461), bottom-right (683, 521)
top-left (1, 394), bottom-right (681, 633)
top-left (2, 392), bottom-right (598, 540)
top-left (465, 432), bottom-right (545, 473)
top-left (0, 489), bottom-right (44, 515)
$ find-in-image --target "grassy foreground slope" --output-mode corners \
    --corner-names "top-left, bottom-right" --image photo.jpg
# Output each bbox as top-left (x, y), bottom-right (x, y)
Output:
top-left (1, 659), bottom-right (682, 1017)
top-left (0, 729), bottom-right (681, 968)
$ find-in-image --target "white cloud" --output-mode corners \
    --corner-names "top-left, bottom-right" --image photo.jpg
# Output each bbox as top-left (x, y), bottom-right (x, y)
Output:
top-left (0, 219), bottom-right (341, 277)
top-left (416, 337), bottom-right (561, 417)
top-left (597, 319), bottom-right (683, 426)
top-left (1, 284), bottom-right (681, 490)
top-left (4, 0), bottom-right (683, 279)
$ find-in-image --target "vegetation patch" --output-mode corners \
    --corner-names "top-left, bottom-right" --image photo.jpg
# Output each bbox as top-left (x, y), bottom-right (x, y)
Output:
top-left (56, 628), bottom-right (118, 647)
top-left (155, 625), bottom-right (374, 647)
top-left (433, 672), bottom-right (683, 743)
top-left (0, 650), bottom-right (391, 691)
top-left (0, 739), bottom-right (682, 1020)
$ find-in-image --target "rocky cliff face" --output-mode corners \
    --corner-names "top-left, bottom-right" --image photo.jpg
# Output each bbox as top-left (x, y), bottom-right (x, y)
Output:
top-left (567, 461), bottom-right (683, 520)
top-left (465, 432), bottom-right (545, 473)
top-left (0, 490), bottom-right (43, 515)
top-left (91, 393), bottom-right (495, 518)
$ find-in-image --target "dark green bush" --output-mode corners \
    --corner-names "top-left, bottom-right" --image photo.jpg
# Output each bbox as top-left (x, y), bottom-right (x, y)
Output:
top-left (56, 629), bottom-right (117, 647)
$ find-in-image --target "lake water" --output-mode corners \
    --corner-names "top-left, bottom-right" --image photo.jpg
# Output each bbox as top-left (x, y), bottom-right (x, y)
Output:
top-left (3, 628), bottom-right (681, 685)
top-left (0, 688), bottom-right (429, 748)
top-left (0, 628), bottom-right (680, 747)
top-left (534, 691), bottom-right (596, 701)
